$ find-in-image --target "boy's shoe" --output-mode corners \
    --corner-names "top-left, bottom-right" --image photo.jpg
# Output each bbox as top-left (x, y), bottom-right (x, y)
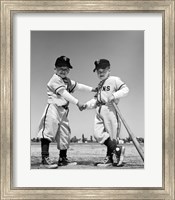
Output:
top-left (96, 156), bottom-right (113, 167)
top-left (40, 157), bottom-right (58, 169)
top-left (58, 157), bottom-right (77, 166)
top-left (113, 146), bottom-right (125, 166)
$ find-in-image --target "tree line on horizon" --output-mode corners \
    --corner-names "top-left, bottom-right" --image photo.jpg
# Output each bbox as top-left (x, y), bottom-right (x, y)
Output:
top-left (31, 134), bottom-right (144, 144)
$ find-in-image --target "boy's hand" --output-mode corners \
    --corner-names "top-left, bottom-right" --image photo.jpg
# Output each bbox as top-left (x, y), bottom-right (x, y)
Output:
top-left (77, 102), bottom-right (86, 111)
top-left (82, 104), bottom-right (87, 110)
top-left (108, 94), bottom-right (115, 102)
top-left (91, 87), bottom-right (98, 93)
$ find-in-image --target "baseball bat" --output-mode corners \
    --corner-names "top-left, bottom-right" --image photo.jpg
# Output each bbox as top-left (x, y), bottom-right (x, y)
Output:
top-left (112, 102), bottom-right (144, 162)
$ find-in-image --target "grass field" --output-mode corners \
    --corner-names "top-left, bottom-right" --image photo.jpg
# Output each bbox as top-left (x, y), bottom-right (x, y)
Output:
top-left (31, 142), bottom-right (144, 169)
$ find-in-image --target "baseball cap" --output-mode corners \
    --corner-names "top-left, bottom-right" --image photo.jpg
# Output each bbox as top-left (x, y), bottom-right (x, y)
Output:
top-left (55, 56), bottom-right (73, 69)
top-left (93, 59), bottom-right (110, 72)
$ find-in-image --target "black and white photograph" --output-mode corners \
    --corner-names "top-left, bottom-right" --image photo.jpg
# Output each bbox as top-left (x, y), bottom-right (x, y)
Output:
top-left (31, 31), bottom-right (144, 169)
top-left (1, 0), bottom-right (174, 198)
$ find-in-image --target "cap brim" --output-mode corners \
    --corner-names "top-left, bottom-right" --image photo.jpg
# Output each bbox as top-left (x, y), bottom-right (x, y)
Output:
top-left (67, 64), bottom-right (73, 69)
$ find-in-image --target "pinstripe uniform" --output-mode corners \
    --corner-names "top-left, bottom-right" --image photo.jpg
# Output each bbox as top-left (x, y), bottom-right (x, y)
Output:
top-left (86, 76), bottom-right (129, 144)
top-left (37, 74), bottom-right (91, 150)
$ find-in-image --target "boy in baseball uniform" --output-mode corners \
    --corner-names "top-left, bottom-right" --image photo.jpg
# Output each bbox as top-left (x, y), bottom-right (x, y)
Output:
top-left (84, 59), bottom-right (129, 166)
top-left (37, 56), bottom-right (94, 169)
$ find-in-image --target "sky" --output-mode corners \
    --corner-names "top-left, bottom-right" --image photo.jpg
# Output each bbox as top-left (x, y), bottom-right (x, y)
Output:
top-left (31, 31), bottom-right (144, 140)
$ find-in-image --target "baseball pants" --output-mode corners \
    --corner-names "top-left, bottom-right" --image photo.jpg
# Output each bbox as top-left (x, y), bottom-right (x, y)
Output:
top-left (37, 104), bottom-right (71, 150)
top-left (93, 104), bottom-right (119, 144)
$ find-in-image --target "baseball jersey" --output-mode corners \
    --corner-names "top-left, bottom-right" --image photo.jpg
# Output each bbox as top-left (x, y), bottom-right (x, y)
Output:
top-left (47, 74), bottom-right (92, 106)
top-left (86, 76), bottom-right (129, 108)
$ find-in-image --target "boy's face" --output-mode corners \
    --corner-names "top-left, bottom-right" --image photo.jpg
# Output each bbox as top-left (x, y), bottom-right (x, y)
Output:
top-left (97, 67), bottom-right (110, 80)
top-left (55, 66), bottom-right (70, 78)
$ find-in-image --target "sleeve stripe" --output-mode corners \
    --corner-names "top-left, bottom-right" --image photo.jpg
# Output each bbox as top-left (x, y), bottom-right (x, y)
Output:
top-left (55, 85), bottom-right (66, 94)
top-left (117, 83), bottom-right (126, 91)
top-left (69, 82), bottom-right (77, 93)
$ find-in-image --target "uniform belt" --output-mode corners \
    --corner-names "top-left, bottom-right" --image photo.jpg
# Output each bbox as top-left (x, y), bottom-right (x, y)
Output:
top-left (62, 105), bottom-right (69, 110)
top-left (96, 101), bottom-right (106, 107)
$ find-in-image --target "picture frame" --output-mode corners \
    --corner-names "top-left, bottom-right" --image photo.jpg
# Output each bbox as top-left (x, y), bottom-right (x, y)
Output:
top-left (0, 0), bottom-right (174, 199)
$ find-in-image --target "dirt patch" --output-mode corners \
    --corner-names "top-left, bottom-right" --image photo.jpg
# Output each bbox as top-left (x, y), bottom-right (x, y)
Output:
top-left (31, 142), bottom-right (144, 169)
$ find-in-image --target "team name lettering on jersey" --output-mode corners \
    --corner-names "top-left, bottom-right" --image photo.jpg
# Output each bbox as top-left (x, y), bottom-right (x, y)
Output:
top-left (102, 86), bottom-right (110, 91)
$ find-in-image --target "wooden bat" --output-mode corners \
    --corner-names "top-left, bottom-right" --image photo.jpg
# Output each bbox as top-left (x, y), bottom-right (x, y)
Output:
top-left (112, 102), bottom-right (144, 162)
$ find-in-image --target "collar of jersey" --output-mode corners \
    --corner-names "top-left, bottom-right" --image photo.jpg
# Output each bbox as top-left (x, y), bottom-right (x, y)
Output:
top-left (55, 74), bottom-right (69, 82)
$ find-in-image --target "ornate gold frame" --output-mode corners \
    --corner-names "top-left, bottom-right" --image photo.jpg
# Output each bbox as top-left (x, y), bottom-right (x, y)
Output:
top-left (0, 0), bottom-right (174, 199)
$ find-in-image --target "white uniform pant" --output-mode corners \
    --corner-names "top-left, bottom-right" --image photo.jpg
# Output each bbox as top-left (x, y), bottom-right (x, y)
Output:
top-left (37, 104), bottom-right (71, 150)
top-left (94, 104), bottom-right (119, 144)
